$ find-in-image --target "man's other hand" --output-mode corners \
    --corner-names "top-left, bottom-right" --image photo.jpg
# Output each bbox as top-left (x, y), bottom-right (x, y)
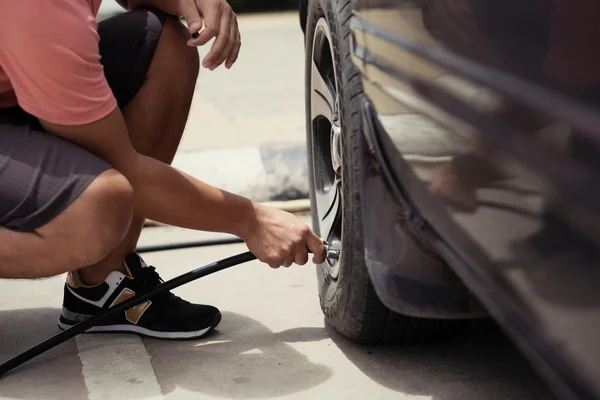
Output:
top-left (179, 0), bottom-right (241, 70)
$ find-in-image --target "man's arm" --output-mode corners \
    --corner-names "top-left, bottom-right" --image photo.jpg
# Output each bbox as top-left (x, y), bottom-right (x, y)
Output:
top-left (42, 107), bottom-right (326, 268)
top-left (41, 108), bottom-right (256, 238)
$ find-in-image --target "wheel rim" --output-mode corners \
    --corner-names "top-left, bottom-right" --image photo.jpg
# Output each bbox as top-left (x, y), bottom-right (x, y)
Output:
top-left (310, 18), bottom-right (343, 278)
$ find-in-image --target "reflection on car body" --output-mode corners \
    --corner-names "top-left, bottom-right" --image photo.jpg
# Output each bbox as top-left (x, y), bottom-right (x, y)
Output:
top-left (301, 0), bottom-right (600, 399)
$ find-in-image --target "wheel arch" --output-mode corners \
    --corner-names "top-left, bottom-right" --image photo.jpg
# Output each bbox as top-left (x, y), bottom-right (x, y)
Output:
top-left (358, 98), bottom-right (488, 319)
top-left (300, 0), bottom-right (361, 34)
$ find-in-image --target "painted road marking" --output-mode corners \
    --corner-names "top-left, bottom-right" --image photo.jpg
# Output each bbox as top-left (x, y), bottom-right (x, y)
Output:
top-left (77, 334), bottom-right (164, 400)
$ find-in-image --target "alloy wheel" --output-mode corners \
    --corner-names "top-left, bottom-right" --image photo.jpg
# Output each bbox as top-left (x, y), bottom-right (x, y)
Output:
top-left (310, 18), bottom-right (343, 278)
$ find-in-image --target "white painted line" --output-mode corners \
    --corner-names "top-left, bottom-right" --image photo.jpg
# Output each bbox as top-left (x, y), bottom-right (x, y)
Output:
top-left (76, 335), bottom-right (164, 400)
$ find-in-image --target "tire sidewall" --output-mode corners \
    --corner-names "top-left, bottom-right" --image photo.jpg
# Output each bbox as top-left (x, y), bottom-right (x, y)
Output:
top-left (305, 0), bottom-right (367, 323)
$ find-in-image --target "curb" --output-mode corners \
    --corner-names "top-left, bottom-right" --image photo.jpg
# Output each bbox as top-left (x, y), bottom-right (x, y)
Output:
top-left (143, 143), bottom-right (311, 227)
top-left (171, 143), bottom-right (310, 203)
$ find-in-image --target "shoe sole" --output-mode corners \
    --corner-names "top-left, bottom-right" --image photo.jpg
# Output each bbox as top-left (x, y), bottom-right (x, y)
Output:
top-left (58, 311), bottom-right (222, 340)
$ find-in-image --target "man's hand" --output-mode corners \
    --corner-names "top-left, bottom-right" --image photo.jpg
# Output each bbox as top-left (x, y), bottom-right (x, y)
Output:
top-left (242, 204), bottom-right (327, 269)
top-left (178, 0), bottom-right (241, 70)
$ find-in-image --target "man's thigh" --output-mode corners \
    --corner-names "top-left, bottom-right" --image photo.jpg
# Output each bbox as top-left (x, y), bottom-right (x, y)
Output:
top-left (0, 108), bottom-right (111, 232)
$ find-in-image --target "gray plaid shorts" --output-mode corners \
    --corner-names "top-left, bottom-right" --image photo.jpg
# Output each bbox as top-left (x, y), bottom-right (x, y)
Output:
top-left (0, 8), bottom-right (167, 232)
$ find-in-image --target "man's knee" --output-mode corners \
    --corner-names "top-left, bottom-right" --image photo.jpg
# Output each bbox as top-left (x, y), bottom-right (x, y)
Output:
top-left (50, 169), bottom-right (133, 274)
top-left (157, 17), bottom-right (200, 84)
top-left (75, 169), bottom-right (134, 266)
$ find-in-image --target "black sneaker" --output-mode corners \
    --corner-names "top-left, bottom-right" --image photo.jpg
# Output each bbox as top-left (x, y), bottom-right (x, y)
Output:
top-left (58, 252), bottom-right (221, 339)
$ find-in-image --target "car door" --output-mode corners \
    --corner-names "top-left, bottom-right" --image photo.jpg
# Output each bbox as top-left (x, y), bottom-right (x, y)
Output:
top-left (351, 0), bottom-right (600, 397)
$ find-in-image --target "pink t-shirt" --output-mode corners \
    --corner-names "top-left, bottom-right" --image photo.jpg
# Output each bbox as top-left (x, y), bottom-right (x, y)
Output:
top-left (0, 0), bottom-right (117, 125)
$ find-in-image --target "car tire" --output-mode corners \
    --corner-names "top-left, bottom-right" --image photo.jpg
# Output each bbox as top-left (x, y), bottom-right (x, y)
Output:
top-left (305, 0), bottom-right (462, 344)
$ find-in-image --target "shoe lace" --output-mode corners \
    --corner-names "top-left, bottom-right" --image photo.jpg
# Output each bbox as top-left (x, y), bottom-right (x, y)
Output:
top-left (139, 265), bottom-right (163, 285)
top-left (137, 265), bottom-right (178, 302)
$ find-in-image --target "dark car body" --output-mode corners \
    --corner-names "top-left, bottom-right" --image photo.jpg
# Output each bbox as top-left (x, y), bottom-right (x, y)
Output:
top-left (301, 1), bottom-right (600, 399)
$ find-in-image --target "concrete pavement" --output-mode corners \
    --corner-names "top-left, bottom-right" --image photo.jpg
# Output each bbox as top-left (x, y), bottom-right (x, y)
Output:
top-left (0, 222), bottom-right (555, 400)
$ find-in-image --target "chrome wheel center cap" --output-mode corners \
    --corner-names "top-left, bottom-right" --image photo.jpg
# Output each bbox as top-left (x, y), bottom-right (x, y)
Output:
top-left (330, 116), bottom-right (342, 176)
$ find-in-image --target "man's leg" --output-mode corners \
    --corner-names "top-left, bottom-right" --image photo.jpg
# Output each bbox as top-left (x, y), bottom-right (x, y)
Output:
top-left (0, 112), bottom-right (133, 279)
top-left (0, 170), bottom-right (133, 279)
top-left (58, 9), bottom-right (221, 340)
top-left (76, 13), bottom-right (199, 285)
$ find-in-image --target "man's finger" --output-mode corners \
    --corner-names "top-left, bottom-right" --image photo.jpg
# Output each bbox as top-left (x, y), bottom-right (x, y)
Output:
top-left (194, 0), bottom-right (222, 47)
top-left (180, 0), bottom-right (203, 42)
top-left (225, 17), bottom-right (240, 69)
top-left (218, 13), bottom-right (237, 68)
top-left (282, 257), bottom-right (294, 268)
top-left (225, 31), bottom-right (241, 69)
top-left (294, 244), bottom-right (309, 266)
top-left (203, 5), bottom-right (232, 69)
top-left (306, 231), bottom-right (326, 264)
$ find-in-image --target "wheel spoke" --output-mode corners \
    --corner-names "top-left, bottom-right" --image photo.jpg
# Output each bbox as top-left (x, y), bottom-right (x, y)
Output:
top-left (316, 179), bottom-right (341, 241)
top-left (311, 60), bottom-right (335, 122)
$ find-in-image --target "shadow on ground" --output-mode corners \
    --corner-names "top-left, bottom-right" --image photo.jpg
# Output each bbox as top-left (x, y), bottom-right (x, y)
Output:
top-left (325, 320), bottom-right (557, 400)
top-left (0, 309), bottom-right (557, 400)
top-left (146, 313), bottom-right (556, 400)
top-left (0, 308), bottom-right (88, 400)
top-left (144, 311), bottom-right (333, 398)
